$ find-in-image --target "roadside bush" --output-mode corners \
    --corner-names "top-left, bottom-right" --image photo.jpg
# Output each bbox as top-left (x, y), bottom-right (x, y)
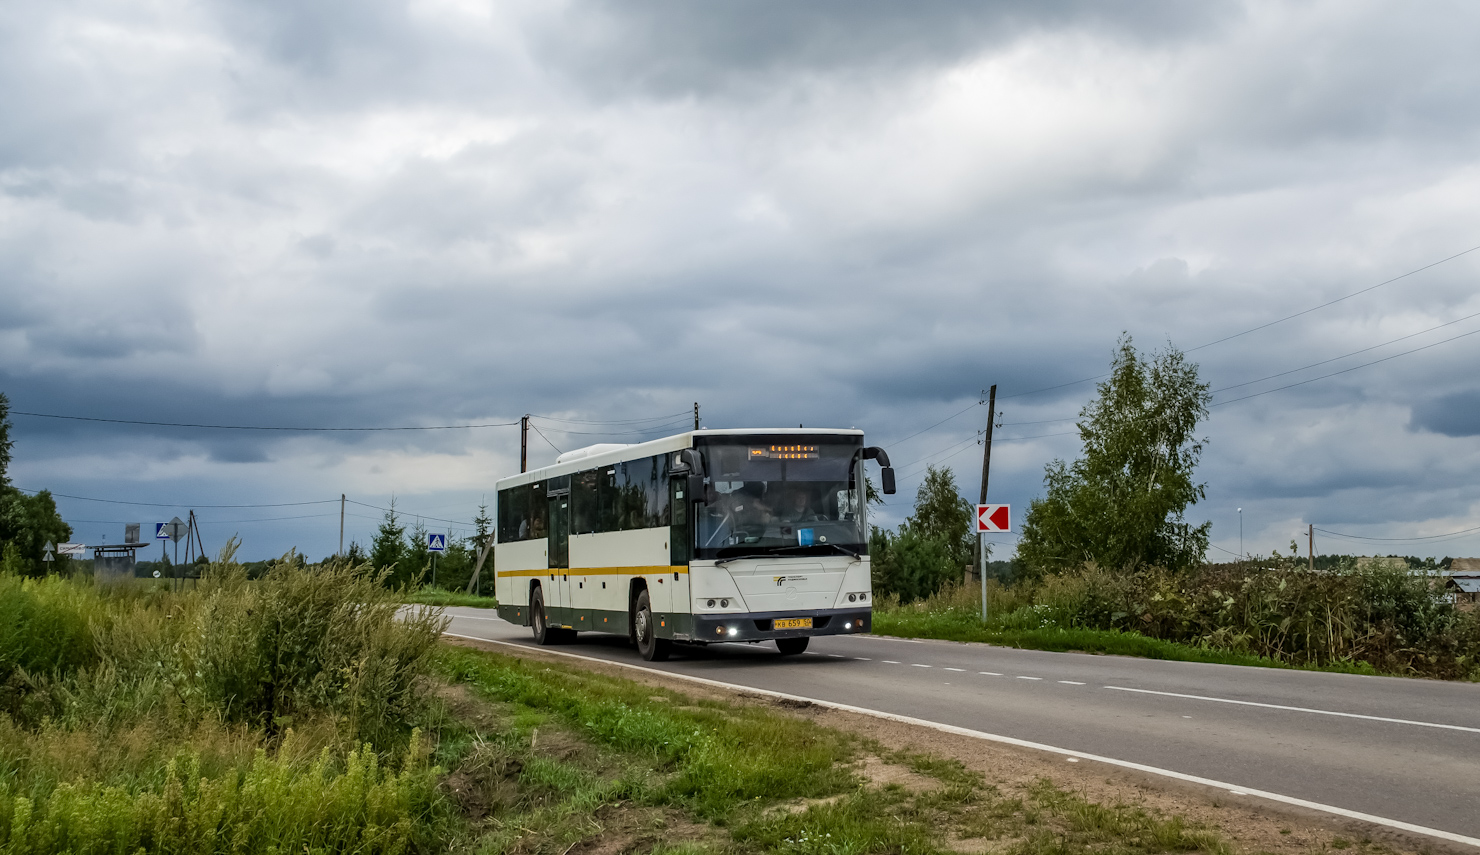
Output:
top-left (0, 732), bottom-right (445, 855)
top-left (876, 559), bottom-right (1480, 678)
top-left (1029, 562), bottom-right (1478, 677)
top-left (0, 572), bottom-right (105, 681)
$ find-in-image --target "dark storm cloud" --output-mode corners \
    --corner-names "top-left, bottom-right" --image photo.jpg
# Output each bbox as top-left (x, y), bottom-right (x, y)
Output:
top-left (4, 0), bottom-right (1480, 557)
top-left (538, 1), bottom-right (1232, 98)
top-left (1411, 391), bottom-right (1480, 438)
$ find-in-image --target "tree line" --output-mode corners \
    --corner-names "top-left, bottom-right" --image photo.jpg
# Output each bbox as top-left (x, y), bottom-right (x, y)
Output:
top-left (0, 394), bottom-right (73, 577)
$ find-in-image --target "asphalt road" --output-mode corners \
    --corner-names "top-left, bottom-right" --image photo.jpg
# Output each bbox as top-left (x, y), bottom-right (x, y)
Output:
top-left (439, 608), bottom-right (1480, 846)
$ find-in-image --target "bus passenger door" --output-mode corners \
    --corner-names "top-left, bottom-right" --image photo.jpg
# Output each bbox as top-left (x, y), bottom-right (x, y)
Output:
top-left (547, 492), bottom-right (571, 627)
top-left (669, 477), bottom-right (691, 568)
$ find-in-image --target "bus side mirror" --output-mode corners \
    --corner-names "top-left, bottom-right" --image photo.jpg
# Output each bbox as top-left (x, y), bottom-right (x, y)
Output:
top-left (863, 447), bottom-right (896, 495)
top-left (676, 448), bottom-right (707, 505)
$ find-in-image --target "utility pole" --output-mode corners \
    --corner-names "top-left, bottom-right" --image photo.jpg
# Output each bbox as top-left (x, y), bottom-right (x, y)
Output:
top-left (978, 384), bottom-right (997, 623)
top-left (520, 415), bottom-right (529, 473)
top-left (694, 402), bottom-right (700, 431)
top-left (339, 494), bottom-right (346, 558)
top-left (1309, 523), bottom-right (1314, 572)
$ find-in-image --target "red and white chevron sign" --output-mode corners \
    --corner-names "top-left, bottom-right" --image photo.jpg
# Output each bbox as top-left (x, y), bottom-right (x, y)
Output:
top-left (976, 504), bottom-right (1010, 533)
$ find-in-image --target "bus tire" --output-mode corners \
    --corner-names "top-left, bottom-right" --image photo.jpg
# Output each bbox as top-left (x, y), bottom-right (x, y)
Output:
top-left (775, 637), bottom-right (809, 656)
top-left (531, 587), bottom-right (558, 645)
top-left (634, 589), bottom-right (671, 662)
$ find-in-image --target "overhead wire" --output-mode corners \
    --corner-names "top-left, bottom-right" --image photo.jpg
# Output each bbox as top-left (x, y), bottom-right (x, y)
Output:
top-left (17, 489), bottom-right (338, 509)
top-left (10, 412), bottom-right (523, 431)
top-left (995, 242), bottom-right (1480, 402)
top-left (527, 421), bottom-right (563, 454)
top-left (1212, 326), bottom-right (1480, 407)
top-left (1210, 309), bottom-right (1480, 395)
top-left (1313, 523), bottom-right (1480, 542)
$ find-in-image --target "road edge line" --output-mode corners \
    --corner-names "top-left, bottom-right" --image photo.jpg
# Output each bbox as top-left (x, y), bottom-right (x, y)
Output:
top-left (442, 631), bottom-right (1480, 850)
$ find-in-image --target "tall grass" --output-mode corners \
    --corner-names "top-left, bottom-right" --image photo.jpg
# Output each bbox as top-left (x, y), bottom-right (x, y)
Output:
top-left (0, 732), bottom-right (444, 854)
top-left (877, 562), bottom-right (1480, 679)
top-left (0, 545), bottom-right (454, 854)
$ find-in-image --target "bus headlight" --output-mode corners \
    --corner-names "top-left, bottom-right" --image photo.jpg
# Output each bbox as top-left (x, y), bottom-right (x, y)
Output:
top-left (707, 599), bottom-right (716, 608)
top-left (720, 598), bottom-right (729, 608)
top-left (727, 627), bottom-right (738, 637)
top-left (844, 621), bottom-right (852, 630)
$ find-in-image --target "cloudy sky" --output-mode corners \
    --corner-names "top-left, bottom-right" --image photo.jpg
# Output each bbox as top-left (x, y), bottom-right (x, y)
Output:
top-left (4, 0), bottom-right (1479, 562)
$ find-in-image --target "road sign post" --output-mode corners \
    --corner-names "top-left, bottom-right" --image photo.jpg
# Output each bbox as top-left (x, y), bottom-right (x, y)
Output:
top-left (427, 533), bottom-right (447, 588)
top-left (975, 505), bottom-right (1011, 623)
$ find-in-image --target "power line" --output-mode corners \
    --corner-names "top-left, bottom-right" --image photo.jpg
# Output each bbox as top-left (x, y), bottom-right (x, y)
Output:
top-left (19, 489), bottom-right (338, 509)
top-left (530, 416), bottom-right (693, 437)
top-left (998, 242), bottom-right (1480, 402)
top-left (10, 408), bottom-right (697, 433)
top-left (65, 513), bottom-right (340, 524)
top-left (1212, 326), bottom-right (1480, 407)
top-left (1313, 524), bottom-right (1480, 542)
top-left (344, 499), bottom-right (474, 528)
top-left (10, 412), bottom-right (522, 431)
top-left (1187, 243), bottom-right (1480, 354)
top-left (528, 410), bottom-right (693, 425)
top-left (1210, 309), bottom-right (1480, 394)
top-left (528, 421), bottom-right (563, 454)
top-left (884, 400), bottom-right (982, 449)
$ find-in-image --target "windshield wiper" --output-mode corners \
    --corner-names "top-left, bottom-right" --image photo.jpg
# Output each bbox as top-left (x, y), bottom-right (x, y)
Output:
top-left (715, 543), bottom-right (860, 566)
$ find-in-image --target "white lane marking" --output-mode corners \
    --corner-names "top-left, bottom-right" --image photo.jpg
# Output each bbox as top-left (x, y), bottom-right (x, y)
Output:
top-left (1105, 686), bottom-right (1480, 734)
top-left (1016, 676), bottom-right (1042, 681)
top-left (883, 660), bottom-right (901, 664)
top-left (447, 614), bottom-right (503, 621)
top-left (805, 652), bottom-right (822, 656)
top-left (979, 672), bottom-right (1002, 676)
top-left (856, 658), bottom-right (872, 661)
top-left (441, 632), bottom-right (1480, 850)
top-left (944, 667), bottom-right (965, 672)
top-left (1059, 681), bottom-right (1086, 686)
top-left (912, 663), bottom-right (932, 668)
top-left (828, 654), bottom-right (846, 658)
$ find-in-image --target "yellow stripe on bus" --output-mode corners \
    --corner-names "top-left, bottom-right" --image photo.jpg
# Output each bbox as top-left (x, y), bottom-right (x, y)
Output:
top-left (495, 565), bottom-right (688, 578)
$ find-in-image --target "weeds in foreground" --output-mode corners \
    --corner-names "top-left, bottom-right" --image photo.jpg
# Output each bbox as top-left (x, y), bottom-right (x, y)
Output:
top-left (405, 588), bottom-right (500, 609)
top-left (438, 646), bottom-right (1243, 855)
top-left (0, 549), bottom-right (453, 854)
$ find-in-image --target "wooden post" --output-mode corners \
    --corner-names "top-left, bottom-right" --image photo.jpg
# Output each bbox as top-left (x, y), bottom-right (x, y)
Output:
top-left (520, 415), bottom-right (529, 473)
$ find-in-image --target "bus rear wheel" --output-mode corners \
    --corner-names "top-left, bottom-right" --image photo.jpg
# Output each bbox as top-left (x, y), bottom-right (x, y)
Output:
top-left (775, 637), bottom-right (809, 656)
top-left (634, 589), bottom-right (671, 662)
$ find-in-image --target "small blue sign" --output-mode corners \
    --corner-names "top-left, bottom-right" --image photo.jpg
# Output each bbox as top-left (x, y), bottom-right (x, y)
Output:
top-left (155, 522), bottom-right (170, 540)
top-left (797, 528), bottom-right (815, 547)
top-left (427, 533), bottom-right (447, 553)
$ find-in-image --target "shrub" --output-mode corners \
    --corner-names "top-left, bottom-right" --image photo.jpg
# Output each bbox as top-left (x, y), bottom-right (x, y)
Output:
top-left (0, 731), bottom-right (445, 855)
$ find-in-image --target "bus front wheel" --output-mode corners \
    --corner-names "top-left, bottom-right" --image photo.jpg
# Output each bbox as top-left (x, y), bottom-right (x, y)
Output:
top-left (775, 637), bottom-right (809, 656)
top-left (531, 587), bottom-right (571, 645)
top-left (634, 589), bottom-right (671, 662)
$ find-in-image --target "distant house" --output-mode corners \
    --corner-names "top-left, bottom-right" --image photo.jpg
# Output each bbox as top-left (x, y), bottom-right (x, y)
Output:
top-left (1445, 558), bottom-right (1480, 604)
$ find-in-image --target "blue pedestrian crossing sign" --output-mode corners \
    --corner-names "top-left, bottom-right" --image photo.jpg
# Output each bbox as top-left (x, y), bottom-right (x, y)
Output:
top-left (427, 533), bottom-right (447, 553)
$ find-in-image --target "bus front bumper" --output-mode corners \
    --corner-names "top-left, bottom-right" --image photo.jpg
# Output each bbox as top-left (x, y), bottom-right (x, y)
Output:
top-left (688, 608), bottom-right (872, 642)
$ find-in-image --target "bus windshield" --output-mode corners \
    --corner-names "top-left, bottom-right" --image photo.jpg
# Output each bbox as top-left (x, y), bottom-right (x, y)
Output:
top-left (693, 435), bottom-right (865, 560)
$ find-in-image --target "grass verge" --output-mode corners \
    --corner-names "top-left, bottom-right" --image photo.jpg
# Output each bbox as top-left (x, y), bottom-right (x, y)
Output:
top-left (871, 608), bottom-right (1381, 676)
top-left (430, 643), bottom-right (1372, 855)
top-left (406, 588), bottom-right (500, 609)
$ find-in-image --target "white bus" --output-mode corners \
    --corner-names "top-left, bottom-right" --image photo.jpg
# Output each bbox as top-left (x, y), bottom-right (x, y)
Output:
top-left (494, 428), bottom-right (896, 660)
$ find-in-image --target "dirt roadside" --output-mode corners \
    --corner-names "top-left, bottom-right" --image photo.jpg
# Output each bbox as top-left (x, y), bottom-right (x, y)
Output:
top-left (443, 636), bottom-right (1464, 855)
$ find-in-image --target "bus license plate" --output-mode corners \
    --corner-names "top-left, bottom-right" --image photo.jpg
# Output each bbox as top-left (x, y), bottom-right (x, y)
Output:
top-left (774, 618), bottom-right (812, 630)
